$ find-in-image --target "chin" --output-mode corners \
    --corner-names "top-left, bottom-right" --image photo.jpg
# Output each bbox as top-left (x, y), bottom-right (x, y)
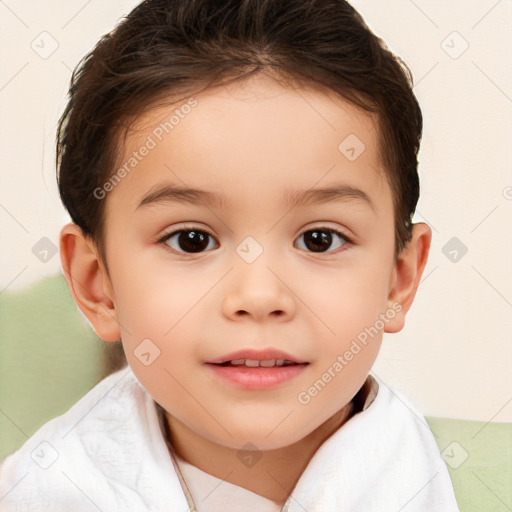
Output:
top-left (213, 420), bottom-right (314, 452)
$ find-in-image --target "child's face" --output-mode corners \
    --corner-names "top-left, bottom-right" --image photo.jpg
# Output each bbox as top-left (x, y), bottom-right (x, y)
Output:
top-left (100, 74), bottom-right (401, 450)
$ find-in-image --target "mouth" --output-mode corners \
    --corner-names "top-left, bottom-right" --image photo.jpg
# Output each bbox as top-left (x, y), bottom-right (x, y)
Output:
top-left (205, 349), bottom-right (309, 390)
top-left (215, 358), bottom-right (301, 368)
top-left (206, 348), bottom-right (309, 367)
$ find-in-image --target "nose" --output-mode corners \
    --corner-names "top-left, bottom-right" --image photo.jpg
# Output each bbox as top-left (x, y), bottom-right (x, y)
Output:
top-left (221, 252), bottom-right (296, 323)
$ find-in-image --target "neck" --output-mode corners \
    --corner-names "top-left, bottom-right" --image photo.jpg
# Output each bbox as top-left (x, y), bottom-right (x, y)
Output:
top-left (164, 401), bottom-right (355, 505)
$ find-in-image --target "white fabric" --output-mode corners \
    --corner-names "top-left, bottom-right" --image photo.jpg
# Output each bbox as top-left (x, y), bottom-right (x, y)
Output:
top-left (0, 366), bottom-right (460, 511)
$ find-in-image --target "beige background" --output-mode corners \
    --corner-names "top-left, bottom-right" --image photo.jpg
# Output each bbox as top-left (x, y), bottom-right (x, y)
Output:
top-left (0, 0), bottom-right (511, 422)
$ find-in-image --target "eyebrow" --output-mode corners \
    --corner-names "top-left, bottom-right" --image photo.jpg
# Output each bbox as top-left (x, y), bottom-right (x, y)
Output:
top-left (137, 183), bottom-right (229, 210)
top-left (284, 185), bottom-right (375, 212)
top-left (136, 183), bottom-right (375, 212)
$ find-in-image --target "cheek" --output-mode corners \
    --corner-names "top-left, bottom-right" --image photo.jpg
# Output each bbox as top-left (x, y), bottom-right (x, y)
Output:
top-left (111, 260), bottom-right (217, 383)
top-left (113, 266), bottom-right (209, 421)
top-left (296, 281), bottom-right (386, 421)
top-left (112, 258), bottom-right (205, 339)
top-left (293, 259), bottom-right (390, 389)
top-left (298, 262), bottom-right (391, 338)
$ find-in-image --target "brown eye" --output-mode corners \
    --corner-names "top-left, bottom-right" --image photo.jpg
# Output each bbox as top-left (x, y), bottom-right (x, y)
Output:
top-left (296, 229), bottom-right (349, 253)
top-left (163, 230), bottom-right (217, 253)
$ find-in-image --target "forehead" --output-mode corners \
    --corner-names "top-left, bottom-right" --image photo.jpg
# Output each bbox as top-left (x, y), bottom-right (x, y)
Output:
top-left (107, 73), bottom-right (391, 216)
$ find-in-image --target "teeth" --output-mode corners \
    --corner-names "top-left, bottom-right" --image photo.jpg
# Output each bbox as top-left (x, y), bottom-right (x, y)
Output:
top-left (224, 359), bottom-right (296, 367)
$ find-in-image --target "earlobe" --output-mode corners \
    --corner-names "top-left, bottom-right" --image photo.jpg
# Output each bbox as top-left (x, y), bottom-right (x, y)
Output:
top-left (384, 223), bottom-right (432, 333)
top-left (59, 223), bottom-right (121, 342)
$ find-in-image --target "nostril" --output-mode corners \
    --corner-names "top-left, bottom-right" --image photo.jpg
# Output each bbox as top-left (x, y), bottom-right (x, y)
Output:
top-left (233, 309), bottom-right (285, 318)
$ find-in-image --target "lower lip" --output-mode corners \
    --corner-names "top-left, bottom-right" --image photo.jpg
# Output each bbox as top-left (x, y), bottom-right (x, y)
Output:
top-left (206, 364), bottom-right (308, 390)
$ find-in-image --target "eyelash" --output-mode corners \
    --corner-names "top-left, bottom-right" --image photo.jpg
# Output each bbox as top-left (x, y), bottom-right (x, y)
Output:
top-left (156, 225), bottom-right (353, 255)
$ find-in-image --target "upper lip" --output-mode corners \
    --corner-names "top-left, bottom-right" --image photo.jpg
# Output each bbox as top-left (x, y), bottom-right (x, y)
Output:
top-left (206, 348), bottom-right (309, 365)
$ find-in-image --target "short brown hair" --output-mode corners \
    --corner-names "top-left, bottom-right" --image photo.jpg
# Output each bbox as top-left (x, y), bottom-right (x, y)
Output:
top-left (56, 0), bottom-right (422, 266)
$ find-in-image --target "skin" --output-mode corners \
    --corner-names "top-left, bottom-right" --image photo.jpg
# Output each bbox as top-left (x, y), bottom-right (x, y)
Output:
top-left (60, 72), bottom-right (431, 505)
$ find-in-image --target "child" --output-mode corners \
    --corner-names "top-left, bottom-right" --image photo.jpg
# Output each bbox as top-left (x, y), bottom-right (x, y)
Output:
top-left (0, 0), bottom-right (460, 510)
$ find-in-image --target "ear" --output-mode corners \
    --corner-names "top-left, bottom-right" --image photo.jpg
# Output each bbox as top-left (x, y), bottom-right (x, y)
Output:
top-left (384, 222), bottom-right (432, 333)
top-left (59, 223), bottom-right (121, 342)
